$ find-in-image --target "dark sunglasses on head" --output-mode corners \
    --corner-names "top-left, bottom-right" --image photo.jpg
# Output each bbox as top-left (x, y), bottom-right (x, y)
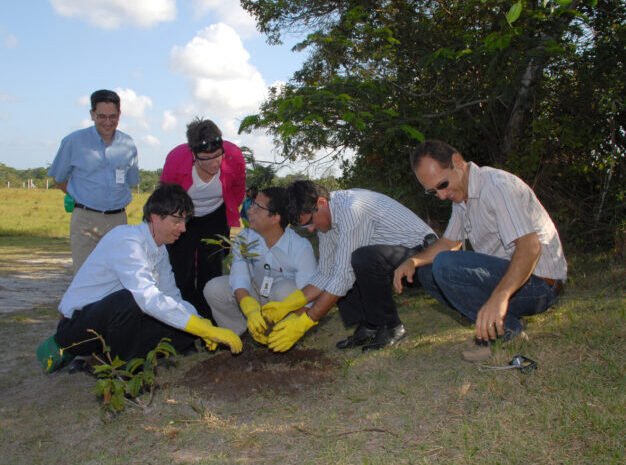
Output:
top-left (192, 137), bottom-right (223, 155)
top-left (425, 180), bottom-right (450, 195)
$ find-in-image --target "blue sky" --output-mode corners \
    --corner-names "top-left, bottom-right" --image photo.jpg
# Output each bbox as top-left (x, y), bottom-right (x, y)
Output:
top-left (0, 0), bottom-right (311, 172)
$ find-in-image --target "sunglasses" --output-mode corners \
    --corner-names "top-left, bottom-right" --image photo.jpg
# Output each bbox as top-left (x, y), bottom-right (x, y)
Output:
top-left (424, 180), bottom-right (450, 195)
top-left (192, 137), bottom-right (223, 156)
top-left (296, 207), bottom-right (317, 229)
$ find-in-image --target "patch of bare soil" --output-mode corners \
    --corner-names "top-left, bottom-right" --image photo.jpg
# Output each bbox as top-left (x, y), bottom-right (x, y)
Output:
top-left (0, 255), bottom-right (72, 314)
top-left (181, 348), bottom-right (339, 400)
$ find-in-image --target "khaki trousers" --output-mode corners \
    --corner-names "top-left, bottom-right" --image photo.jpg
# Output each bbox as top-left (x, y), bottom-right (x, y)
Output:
top-left (70, 208), bottom-right (127, 274)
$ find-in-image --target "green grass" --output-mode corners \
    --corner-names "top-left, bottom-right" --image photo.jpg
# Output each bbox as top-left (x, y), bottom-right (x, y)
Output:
top-left (0, 189), bottom-right (624, 464)
top-left (0, 188), bottom-right (150, 238)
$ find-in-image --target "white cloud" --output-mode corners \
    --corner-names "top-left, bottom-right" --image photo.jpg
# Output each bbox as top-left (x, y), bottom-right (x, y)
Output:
top-left (115, 88), bottom-right (152, 119)
top-left (170, 23), bottom-right (267, 121)
top-left (191, 0), bottom-right (257, 37)
top-left (162, 110), bottom-right (177, 131)
top-left (4, 33), bottom-right (18, 49)
top-left (50, 0), bottom-right (176, 29)
top-left (142, 135), bottom-right (161, 147)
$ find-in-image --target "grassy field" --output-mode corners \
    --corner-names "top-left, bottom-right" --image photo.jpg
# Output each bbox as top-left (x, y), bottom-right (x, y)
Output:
top-left (0, 189), bottom-right (624, 465)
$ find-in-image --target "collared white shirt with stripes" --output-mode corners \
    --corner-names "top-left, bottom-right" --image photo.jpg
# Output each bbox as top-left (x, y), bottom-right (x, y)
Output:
top-left (310, 189), bottom-right (435, 296)
top-left (444, 162), bottom-right (567, 280)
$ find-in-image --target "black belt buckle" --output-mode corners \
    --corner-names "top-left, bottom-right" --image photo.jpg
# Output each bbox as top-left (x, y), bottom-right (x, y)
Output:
top-left (509, 354), bottom-right (537, 374)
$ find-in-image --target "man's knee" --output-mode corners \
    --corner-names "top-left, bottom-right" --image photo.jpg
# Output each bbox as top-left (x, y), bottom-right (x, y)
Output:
top-left (430, 251), bottom-right (458, 283)
top-left (203, 275), bottom-right (230, 305)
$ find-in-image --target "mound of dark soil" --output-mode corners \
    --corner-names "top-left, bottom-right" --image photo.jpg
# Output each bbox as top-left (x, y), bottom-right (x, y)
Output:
top-left (181, 348), bottom-right (339, 401)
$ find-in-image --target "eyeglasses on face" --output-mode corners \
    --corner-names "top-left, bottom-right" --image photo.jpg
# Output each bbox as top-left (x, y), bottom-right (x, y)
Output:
top-left (296, 207), bottom-right (318, 229)
top-left (94, 113), bottom-right (119, 122)
top-left (194, 151), bottom-right (223, 162)
top-left (168, 213), bottom-right (191, 225)
top-left (425, 180), bottom-right (450, 195)
top-left (249, 200), bottom-right (274, 214)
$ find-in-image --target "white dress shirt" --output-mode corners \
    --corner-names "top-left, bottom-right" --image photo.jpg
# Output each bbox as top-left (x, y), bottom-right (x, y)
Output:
top-left (310, 189), bottom-right (436, 296)
top-left (444, 162), bottom-right (567, 280)
top-left (58, 222), bottom-right (197, 329)
top-left (229, 227), bottom-right (317, 294)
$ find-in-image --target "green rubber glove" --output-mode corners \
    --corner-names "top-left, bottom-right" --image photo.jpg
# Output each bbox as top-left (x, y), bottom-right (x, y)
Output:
top-left (268, 312), bottom-right (318, 352)
top-left (261, 289), bottom-right (307, 324)
top-left (184, 315), bottom-right (243, 353)
top-left (240, 296), bottom-right (268, 345)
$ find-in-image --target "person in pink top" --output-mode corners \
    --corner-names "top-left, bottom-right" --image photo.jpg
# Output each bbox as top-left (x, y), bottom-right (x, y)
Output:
top-left (161, 117), bottom-right (246, 318)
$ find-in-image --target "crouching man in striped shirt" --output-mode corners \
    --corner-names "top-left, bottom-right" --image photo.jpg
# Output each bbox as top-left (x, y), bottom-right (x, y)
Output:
top-left (393, 140), bottom-right (567, 362)
top-left (262, 180), bottom-right (437, 353)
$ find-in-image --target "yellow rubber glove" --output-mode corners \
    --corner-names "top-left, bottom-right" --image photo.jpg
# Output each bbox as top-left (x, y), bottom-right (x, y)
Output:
top-left (184, 315), bottom-right (243, 353)
top-left (240, 296), bottom-right (268, 345)
top-left (261, 289), bottom-right (307, 324)
top-left (268, 312), bottom-right (318, 352)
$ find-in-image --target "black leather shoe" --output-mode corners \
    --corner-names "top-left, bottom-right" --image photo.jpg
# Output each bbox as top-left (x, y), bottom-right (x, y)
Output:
top-left (362, 324), bottom-right (406, 352)
top-left (336, 324), bottom-right (377, 349)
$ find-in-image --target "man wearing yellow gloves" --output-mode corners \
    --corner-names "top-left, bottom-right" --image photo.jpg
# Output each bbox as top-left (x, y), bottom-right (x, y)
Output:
top-left (36, 184), bottom-right (242, 373)
top-left (264, 181), bottom-right (436, 353)
top-left (204, 187), bottom-right (317, 345)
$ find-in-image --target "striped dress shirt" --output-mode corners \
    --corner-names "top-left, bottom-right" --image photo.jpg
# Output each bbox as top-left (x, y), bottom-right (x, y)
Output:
top-left (444, 163), bottom-right (567, 280)
top-left (310, 189), bottom-right (435, 296)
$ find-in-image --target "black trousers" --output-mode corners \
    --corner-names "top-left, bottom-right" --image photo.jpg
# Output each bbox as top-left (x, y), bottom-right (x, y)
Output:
top-left (337, 244), bottom-right (423, 329)
top-left (167, 203), bottom-right (229, 319)
top-left (54, 289), bottom-right (195, 362)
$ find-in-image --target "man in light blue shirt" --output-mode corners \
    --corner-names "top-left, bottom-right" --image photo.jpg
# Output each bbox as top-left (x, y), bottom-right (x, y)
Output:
top-left (36, 184), bottom-right (242, 374)
top-left (204, 187), bottom-right (317, 344)
top-left (48, 89), bottom-right (139, 273)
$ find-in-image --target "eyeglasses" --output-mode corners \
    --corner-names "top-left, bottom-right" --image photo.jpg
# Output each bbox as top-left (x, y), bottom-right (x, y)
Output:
top-left (296, 207), bottom-right (317, 229)
top-left (425, 180), bottom-right (450, 195)
top-left (168, 213), bottom-right (191, 225)
top-left (425, 163), bottom-right (453, 195)
top-left (94, 113), bottom-right (119, 122)
top-left (192, 137), bottom-right (223, 155)
top-left (249, 200), bottom-right (274, 214)
top-left (194, 151), bottom-right (223, 162)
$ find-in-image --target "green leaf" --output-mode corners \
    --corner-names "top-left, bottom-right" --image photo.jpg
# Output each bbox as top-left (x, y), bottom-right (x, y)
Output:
top-left (506, 2), bottom-right (523, 26)
top-left (400, 125), bottom-right (425, 142)
top-left (556, 0), bottom-right (573, 6)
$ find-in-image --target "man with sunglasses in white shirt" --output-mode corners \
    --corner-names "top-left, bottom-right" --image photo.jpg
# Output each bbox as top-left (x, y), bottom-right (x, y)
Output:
top-left (203, 187), bottom-right (317, 345)
top-left (263, 180), bottom-right (436, 353)
top-left (36, 183), bottom-right (242, 374)
top-left (394, 140), bottom-right (567, 361)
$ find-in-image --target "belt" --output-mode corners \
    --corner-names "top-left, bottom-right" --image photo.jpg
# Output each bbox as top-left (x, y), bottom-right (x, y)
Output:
top-left (75, 203), bottom-right (125, 215)
top-left (540, 277), bottom-right (564, 296)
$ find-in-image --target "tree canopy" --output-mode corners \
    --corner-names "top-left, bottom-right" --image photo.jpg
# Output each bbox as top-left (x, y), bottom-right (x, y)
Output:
top-left (240, 0), bottom-right (625, 248)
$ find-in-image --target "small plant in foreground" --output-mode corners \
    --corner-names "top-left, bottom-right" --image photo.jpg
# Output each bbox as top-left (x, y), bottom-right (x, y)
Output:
top-left (81, 330), bottom-right (178, 415)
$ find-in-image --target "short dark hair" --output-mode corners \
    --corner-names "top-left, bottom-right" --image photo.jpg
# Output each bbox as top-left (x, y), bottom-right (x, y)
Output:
top-left (410, 140), bottom-right (460, 170)
top-left (90, 89), bottom-right (120, 111)
top-left (186, 117), bottom-right (223, 155)
top-left (143, 183), bottom-right (194, 222)
top-left (286, 180), bottom-right (329, 225)
top-left (261, 186), bottom-right (289, 230)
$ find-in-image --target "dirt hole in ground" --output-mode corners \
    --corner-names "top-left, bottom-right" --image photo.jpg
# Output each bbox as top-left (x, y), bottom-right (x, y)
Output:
top-left (180, 348), bottom-right (339, 401)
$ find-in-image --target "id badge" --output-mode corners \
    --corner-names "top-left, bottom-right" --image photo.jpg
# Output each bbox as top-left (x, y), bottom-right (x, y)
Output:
top-left (260, 276), bottom-right (274, 298)
top-left (115, 169), bottom-right (125, 184)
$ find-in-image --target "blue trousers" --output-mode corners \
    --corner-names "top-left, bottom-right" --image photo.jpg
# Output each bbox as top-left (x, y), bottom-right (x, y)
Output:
top-left (417, 251), bottom-right (561, 334)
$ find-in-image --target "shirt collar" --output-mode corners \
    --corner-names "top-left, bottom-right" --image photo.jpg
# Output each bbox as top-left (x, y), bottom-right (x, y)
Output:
top-left (466, 162), bottom-right (482, 200)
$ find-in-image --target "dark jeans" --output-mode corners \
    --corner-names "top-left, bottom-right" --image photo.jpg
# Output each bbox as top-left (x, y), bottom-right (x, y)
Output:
top-left (54, 289), bottom-right (195, 362)
top-left (417, 251), bottom-right (561, 333)
top-left (337, 244), bottom-right (424, 329)
top-left (167, 203), bottom-right (229, 319)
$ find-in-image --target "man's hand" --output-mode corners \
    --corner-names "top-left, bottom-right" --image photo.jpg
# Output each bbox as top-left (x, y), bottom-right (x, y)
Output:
top-left (267, 312), bottom-right (317, 352)
top-left (261, 289), bottom-right (307, 324)
top-left (184, 315), bottom-right (243, 353)
top-left (239, 296), bottom-right (268, 345)
top-left (475, 294), bottom-right (509, 341)
top-left (393, 258), bottom-right (417, 294)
